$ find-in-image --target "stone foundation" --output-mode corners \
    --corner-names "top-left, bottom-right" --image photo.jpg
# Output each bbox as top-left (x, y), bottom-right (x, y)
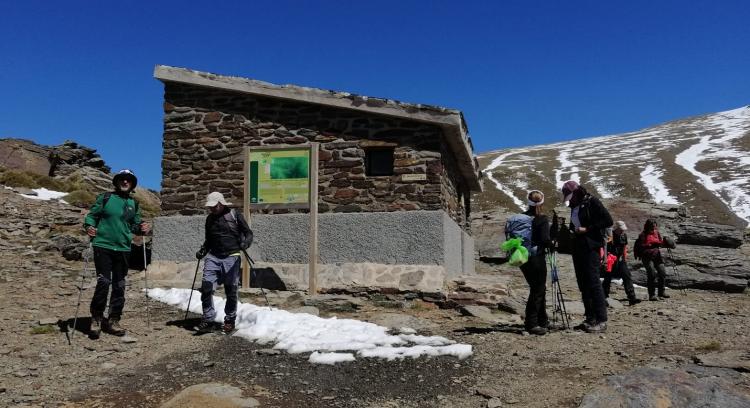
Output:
top-left (148, 260), bottom-right (446, 293)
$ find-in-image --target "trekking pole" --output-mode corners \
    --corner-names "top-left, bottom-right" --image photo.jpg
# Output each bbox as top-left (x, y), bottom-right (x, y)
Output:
top-left (549, 250), bottom-right (570, 330)
top-left (184, 259), bottom-right (201, 321)
top-left (241, 249), bottom-right (270, 308)
top-left (71, 243), bottom-right (92, 344)
top-left (666, 248), bottom-right (687, 295)
top-left (142, 239), bottom-right (150, 327)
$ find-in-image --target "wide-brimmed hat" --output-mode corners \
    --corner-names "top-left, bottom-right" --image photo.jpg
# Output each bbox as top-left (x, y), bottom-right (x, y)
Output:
top-left (112, 169), bottom-right (138, 189)
top-left (615, 220), bottom-right (628, 231)
top-left (561, 180), bottom-right (580, 203)
top-left (205, 192), bottom-right (232, 207)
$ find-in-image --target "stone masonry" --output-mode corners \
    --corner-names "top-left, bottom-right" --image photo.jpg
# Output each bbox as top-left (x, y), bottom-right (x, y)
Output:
top-left (159, 80), bottom-right (474, 230)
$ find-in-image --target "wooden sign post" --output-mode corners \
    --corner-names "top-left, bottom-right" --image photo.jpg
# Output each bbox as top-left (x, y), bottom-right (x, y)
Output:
top-left (243, 144), bottom-right (319, 294)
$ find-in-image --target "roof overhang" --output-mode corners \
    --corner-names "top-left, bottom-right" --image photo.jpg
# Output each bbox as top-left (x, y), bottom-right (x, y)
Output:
top-left (154, 65), bottom-right (481, 191)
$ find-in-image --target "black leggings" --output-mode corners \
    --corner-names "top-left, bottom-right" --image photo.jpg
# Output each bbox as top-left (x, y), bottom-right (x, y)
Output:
top-left (520, 254), bottom-right (549, 329)
top-left (643, 256), bottom-right (667, 296)
top-left (90, 246), bottom-right (129, 319)
top-left (602, 260), bottom-right (637, 300)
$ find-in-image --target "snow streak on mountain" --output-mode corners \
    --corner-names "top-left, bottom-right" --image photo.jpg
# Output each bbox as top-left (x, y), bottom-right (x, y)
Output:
top-left (478, 106), bottom-right (750, 227)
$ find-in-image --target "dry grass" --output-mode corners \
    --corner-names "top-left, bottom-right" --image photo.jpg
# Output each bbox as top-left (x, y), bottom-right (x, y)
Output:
top-left (30, 325), bottom-right (57, 335)
top-left (0, 168), bottom-right (87, 194)
top-left (695, 340), bottom-right (722, 352)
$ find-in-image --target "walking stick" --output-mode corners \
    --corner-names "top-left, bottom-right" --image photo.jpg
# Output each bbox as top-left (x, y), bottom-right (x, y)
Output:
top-left (142, 240), bottom-right (150, 327)
top-left (184, 259), bottom-right (201, 321)
top-left (666, 248), bottom-right (687, 295)
top-left (71, 243), bottom-right (93, 343)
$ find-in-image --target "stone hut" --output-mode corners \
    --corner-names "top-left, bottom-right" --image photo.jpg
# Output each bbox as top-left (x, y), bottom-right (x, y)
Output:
top-left (151, 65), bottom-right (483, 293)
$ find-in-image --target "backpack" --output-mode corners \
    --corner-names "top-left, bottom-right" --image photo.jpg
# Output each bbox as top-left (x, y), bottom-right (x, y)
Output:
top-left (504, 214), bottom-right (538, 257)
top-left (223, 208), bottom-right (253, 250)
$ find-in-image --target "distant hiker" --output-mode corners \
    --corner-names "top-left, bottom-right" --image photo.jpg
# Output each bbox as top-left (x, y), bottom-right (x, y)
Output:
top-left (194, 192), bottom-right (253, 334)
top-left (561, 180), bottom-right (613, 333)
top-left (602, 221), bottom-right (641, 306)
top-left (634, 219), bottom-right (670, 301)
top-left (84, 169), bottom-right (150, 338)
top-left (509, 190), bottom-right (553, 335)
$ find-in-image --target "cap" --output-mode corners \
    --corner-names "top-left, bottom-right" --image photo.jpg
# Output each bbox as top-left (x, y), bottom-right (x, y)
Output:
top-left (205, 191), bottom-right (232, 207)
top-left (561, 180), bottom-right (579, 203)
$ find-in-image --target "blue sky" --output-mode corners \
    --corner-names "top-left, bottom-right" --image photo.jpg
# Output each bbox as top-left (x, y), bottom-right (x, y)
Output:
top-left (1, 1), bottom-right (748, 189)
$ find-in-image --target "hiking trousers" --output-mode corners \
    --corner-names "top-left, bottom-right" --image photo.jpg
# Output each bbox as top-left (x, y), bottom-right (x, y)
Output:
top-left (643, 257), bottom-right (667, 296)
top-left (602, 259), bottom-right (637, 301)
top-left (90, 246), bottom-right (129, 320)
top-left (520, 254), bottom-right (549, 330)
top-left (572, 243), bottom-right (608, 324)
top-left (200, 253), bottom-right (240, 323)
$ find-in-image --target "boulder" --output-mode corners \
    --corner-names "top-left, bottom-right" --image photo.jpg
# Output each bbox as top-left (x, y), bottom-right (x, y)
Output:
top-left (579, 365), bottom-right (750, 408)
top-left (631, 264), bottom-right (747, 293)
top-left (668, 222), bottom-right (744, 249)
top-left (694, 350), bottom-right (750, 372)
top-left (668, 244), bottom-right (750, 281)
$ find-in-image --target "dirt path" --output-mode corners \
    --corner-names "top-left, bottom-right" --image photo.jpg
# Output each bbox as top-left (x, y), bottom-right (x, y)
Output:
top-left (1, 247), bottom-right (748, 407)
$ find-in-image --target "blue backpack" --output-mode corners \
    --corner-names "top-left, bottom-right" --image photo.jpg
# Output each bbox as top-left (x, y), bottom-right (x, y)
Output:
top-left (505, 214), bottom-right (538, 257)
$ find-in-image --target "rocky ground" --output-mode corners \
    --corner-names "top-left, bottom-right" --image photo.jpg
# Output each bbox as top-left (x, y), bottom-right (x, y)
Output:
top-left (1, 187), bottom-right (749, 407)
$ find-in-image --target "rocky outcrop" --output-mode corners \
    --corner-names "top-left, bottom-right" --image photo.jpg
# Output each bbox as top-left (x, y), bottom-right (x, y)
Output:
top-left (667, 221), bottom-right (744, 248)
top-left (631, 264), bottom-right (747, 293)
top-left (580, 365), bottom-right (750, 408)
top-left (0, 138), bottom-right (110, 177)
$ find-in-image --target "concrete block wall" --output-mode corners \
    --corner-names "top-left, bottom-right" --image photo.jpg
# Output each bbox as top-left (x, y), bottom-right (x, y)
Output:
top-left (152, 210), bottom-right (474, 290)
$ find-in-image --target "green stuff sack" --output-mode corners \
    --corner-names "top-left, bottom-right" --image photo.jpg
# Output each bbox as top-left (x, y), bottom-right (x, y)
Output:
top-left (501, 238), bottom-right (529, 267)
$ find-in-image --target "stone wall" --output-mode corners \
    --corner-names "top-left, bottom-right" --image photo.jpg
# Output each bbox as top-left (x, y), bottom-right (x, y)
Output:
top-left (160, 83), bottom-right (470, 229)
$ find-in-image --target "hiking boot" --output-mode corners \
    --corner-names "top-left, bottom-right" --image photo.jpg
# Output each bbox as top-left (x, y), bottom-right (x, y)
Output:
top-left (573, 321), bottom-right (594, 331)
top-left (628, 298), bottom-right (642, 306)
top-left (222, 320), bottom-right (236, 334)
top-left (102, 318), bottom-right (126, 337)
top-left (585, 322), bottom-right (607, 333)
top-left (649, 295), bottom-right (659, 301)
top-left (90, 316), bottom-right (102, 340)
top-left (528, 326), bottom-right (547, 336)
top-left (659, 293), bottom-right (670, 299)
top-left (195, 320), bottom-right (216, 334)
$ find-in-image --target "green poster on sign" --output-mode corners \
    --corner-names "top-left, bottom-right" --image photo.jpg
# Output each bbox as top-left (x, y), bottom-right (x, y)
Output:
top-left (248, 148), bottom-right (310, 206)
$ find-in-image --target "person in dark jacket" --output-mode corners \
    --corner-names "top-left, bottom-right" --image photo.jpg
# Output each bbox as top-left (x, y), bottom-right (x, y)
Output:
top-left (520, 190), bottom-right (553, 335)
top-left (635, 219), bottom-right (669, 301)
top-left (195, 192), bottom-right (253, 333)
top-left (602, 221), bottom-right (641, 306)
top-left (561, 180), bottom-right (613, 333)
top-left (84, 169), bottom-right (150, 338)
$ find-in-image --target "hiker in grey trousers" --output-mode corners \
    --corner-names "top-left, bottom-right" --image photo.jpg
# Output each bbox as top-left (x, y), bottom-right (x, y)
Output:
top-left (194, 192), bottom-right (252, 334)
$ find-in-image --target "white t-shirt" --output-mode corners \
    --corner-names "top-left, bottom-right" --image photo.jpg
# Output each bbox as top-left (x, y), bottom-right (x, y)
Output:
top-left (571, 206), bottom-right (581, 229)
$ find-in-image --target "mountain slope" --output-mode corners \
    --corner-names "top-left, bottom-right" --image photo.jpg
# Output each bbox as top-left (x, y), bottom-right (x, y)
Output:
top-left (476, 106), bottom-right (750, 228)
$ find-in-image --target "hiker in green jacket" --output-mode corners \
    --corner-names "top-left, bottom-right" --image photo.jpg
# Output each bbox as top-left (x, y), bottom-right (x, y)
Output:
top-left (83, 169), bottom-right (150, 339)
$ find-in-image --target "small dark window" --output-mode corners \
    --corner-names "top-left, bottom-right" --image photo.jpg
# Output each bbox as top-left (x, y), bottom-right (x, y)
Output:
top-left (365, 148), bottom-right (394, 176)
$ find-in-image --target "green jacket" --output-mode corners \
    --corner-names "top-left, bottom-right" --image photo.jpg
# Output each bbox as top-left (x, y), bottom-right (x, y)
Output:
top-left (84, 192), bottom-right (142, 252)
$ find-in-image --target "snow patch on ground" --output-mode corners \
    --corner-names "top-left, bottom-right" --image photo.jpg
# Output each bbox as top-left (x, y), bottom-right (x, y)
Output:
top-left (484, 152), bottom-right (526, 210)
top-left (675, 106), bottom-right (750, 223)
top-left (19, 188), bottom-right (68, 201)
top-left (639, 165), bottom-right (679, 205)
top-left (148, 288), bottom-right (473, 364)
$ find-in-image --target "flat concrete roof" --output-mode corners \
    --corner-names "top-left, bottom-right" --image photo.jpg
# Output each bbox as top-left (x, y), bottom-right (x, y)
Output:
top-left (154, 65), bottom-right (481, 190)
